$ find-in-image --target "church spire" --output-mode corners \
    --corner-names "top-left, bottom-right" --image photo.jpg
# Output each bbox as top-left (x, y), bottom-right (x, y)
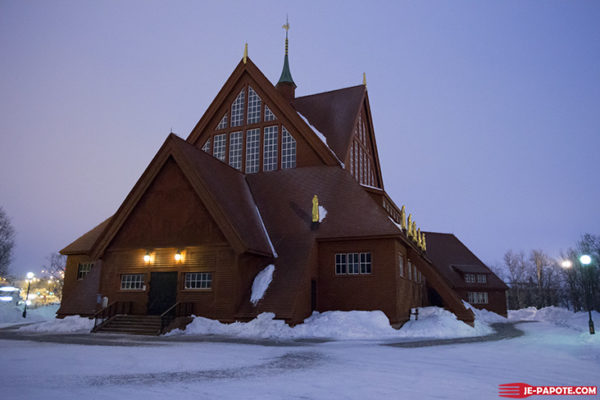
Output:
top-left (276, 16), bottom-right (296, 101)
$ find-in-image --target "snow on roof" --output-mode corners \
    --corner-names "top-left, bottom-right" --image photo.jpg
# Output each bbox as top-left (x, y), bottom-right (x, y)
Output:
top-left (297, 111), bottom-right (345, 168)
top-left (254, 206), bottom-right (278, 258)
top-left (250, 264), bottom-right (275, 306)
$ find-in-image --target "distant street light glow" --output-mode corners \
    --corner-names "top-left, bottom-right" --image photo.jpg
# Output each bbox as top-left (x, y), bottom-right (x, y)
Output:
top-left (580, 255), bottom-right (592, 265)
top-left (561, 260), bottom-right (573, 269)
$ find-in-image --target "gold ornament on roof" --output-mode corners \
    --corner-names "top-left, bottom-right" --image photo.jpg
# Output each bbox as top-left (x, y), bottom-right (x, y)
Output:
top-left (312, 195), bottom-right (319, 223)
top-left (363, 72), bottom-right (367, 87)
top-left (407, 214), bottom-right (413, 238)
top-left (422, 233), bottom-right (427, 252)
top-left (400, 205), bottom-right (406, 231)
top-left (243, 43), bottom-right (248, 64)
top-left (412, 222), bottom-right (417, 242)
top-left (417, 228), bottom-right (422, 248)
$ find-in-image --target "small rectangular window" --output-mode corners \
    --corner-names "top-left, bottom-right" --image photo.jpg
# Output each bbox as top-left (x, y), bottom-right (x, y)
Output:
top-left (468, 291), bottom-right (489, 304)
top-left (120, 274), bottom-right (145, 290)
top-left (360, 253), bottom-right (372, 274)
top-left (465, 273), bottom-right (476, 283)
top-left (184, 272), bottom-right (212, 289)
top-left (77, 263), bottom-right (93, 280)
top-left (335, 252), bottom-right (371, 275)
top-left (398, 255), bottom-right (404, 278)
top-left (335, 253), bottom-right (347, 275)
top-left (477, 274), bottom-right (487, 284)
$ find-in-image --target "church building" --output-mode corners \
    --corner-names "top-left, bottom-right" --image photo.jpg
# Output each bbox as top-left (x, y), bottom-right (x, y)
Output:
top-left (58, 28), bottom-right (507, 333)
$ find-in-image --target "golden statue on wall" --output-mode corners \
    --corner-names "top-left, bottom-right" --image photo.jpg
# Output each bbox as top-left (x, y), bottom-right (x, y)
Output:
top-left (407, 214), bottom-right (413, 237)
top-left (400, 205), bottom-right (407, 231)
top-left (312, 195), bottom-right (319, 223)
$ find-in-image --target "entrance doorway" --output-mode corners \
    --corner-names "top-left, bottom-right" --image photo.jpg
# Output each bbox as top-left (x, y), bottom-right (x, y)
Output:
top-left (147, 272), bottom-right (178, 315)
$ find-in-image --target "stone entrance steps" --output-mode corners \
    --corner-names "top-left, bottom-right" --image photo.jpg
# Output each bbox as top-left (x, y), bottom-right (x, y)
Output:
top-left (94, 315), bottom-right (162, 336)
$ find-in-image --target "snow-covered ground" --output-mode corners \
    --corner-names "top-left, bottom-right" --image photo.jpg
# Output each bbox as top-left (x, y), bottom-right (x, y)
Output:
top-left (0, 306), bottom-right (598, 400)
top-left (0, 302), bottom-right (58, 328)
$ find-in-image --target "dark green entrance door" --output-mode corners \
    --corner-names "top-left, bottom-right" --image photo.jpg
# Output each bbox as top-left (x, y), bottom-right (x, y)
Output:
top-left (147, 272), bottom-right (178, 315)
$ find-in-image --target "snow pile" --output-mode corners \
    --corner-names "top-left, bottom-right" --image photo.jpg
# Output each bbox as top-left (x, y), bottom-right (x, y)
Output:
top-left (171, 306), bottom-right (496, 340)
top-left (0, 303), bottom-right (59, 327)
top-left (250, 265), bottom-right (275, 305)
top-left (509, 306), bottom-right (600, 332)
top-left (19, 315), bottom-right (94, 333)
top-left (398, 306), bottom-right (494, 338)
top-left (318, 205), bottom-right (327, 222)
top-left (463, 301), bottom-right (507, 324)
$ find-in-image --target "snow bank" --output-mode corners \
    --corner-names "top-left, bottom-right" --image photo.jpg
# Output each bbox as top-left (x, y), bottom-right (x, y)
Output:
top-left (19, 315), bottom-right (94, 333)
top-left (463, 301), bottom-right (507, 324)
top-left (0, 303), bottom-right (59, 327)
top-left (250, 265), bottom-right (275, 305)
top-left (509, 306), bottom-right (600, 331)
top-left (398, 306), bottom-right (495, 338)
top-left (171, 306), bottom-right (497, 340)
top-left (318, 205), bottom-right (327, 222)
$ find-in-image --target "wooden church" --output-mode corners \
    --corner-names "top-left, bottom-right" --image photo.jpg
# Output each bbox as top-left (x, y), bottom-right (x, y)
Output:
top-left (58, 27), bottom-right (507, 333)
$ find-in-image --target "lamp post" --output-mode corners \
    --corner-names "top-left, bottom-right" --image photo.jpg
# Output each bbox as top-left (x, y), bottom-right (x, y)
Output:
top-left (579, 255), bottom-right (595, 335)
top-left (22, 272), bottom-right (34, 318)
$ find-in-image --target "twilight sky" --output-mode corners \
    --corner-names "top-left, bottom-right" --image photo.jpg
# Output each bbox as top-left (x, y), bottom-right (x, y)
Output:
top-left (1, 1), bottom-right (599, 277)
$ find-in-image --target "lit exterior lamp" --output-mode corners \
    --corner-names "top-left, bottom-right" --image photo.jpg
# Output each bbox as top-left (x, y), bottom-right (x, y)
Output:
top-left (144, 251), bottom-right (151, 263)
top-left (174, 251), bottom-right (183, 262)
top-left (22, 272), bottom-right (34, 318)
top-left (579, 254), bottom-right (595, 335)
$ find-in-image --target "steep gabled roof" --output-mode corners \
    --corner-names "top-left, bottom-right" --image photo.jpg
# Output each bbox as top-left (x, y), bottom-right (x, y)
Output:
top-left (60, 217), bottom-right (112, 255)
top-left (423, 232), bottom-right (508, 290)
top-left (185, 57), bottom-right (340, 167)
top-left (88, 134), bottom-right (275, 259)
top-left (293, 85), bottom-right (365, 162)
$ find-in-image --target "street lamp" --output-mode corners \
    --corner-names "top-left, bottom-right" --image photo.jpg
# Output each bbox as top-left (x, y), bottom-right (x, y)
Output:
top-left (561, 260), bottom-right (573, 269)
top-left (22, 272), bottom-right (34, 318)
top-left (579, 255), bottom-right (595, 335)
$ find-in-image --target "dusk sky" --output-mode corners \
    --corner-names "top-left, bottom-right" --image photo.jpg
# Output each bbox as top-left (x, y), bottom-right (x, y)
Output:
top-left (1, 1), bottom-right (599, 277)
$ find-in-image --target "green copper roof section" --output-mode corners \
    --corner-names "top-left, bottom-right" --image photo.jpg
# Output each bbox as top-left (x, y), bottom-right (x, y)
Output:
top-left (277, 26), bottom-right (296, 87)
top-left (278, 53), bottom-right (295, 86)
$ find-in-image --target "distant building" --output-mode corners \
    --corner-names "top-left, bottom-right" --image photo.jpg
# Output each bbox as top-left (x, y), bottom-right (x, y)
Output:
top-left (58, 30), bottom-right (506, 332)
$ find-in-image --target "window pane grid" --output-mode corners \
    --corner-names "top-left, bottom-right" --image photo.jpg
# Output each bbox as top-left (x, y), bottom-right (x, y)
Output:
top-left (264, 105), bottom-right (276, 121)
top-left (231, 89), bottom-right (245, 127)
top-left (228, 131), bottom-right (243, 170)
top-left (335, 252), bottom-right (371, 275)
top-left (120, 274), bottom-right (144, 290)
top-left (184, 272), bottom-right (212, 289)
top-left (77, 263), bottom-right (93, 280)
top-left (263, 125), bottom-right (278, 171)
top-left (477, 274), bottom-right (487, 284)
top-left (213, 133), bottom-right (226, 162)
top-left (245, 128), bottom-right (260, 173)
top-left (216, 113), bottom-right (228, 130)
top-left (247, 87), bottom-right (262, 124)
top-left (201, 138), bottom-right (211, 153)
top-left (281, 126), bottom-right (296, 169)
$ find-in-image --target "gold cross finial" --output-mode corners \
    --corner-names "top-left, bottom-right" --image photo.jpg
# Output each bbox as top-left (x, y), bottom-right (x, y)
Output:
top-left (363, 72), bottom-right (367, 87)
top-left (282, 15), bottom-right (290, 32)
top-left (243, 43), bottom-right (248, 64)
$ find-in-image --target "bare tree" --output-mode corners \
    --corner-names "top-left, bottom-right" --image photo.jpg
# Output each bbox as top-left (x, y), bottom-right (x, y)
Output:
top-left (0, 206), bottom-right (16, 278)
top-left (41, 252), bottom-right (66, 300)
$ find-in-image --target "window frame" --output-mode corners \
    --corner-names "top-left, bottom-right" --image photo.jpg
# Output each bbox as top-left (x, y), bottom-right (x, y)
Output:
top-left (183, 272), bottom-right (213, 290)
top-left (77, 262), bottom-right (93, 280)
top-left (464, 273), bottom-right (476, 283)
top-left (334, 252), bottom-right (372, 276)
top-left (120, 274), bottom-right (145, 291)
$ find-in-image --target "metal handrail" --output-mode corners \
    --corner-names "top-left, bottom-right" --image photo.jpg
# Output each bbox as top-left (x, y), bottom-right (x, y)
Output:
top-left (160, 302), bottom-right (179, 333)
top-left (92, 301), bottom-right (132, 331)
